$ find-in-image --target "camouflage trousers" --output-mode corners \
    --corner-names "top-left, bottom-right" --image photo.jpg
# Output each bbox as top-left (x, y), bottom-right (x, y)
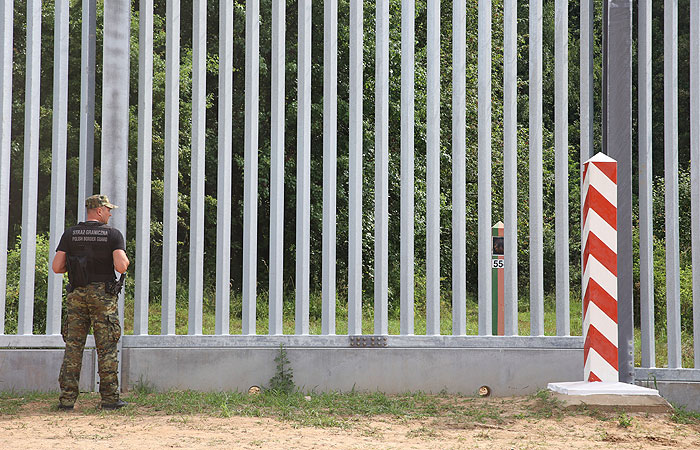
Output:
top-left (59, 282), bottom-right (121, 406)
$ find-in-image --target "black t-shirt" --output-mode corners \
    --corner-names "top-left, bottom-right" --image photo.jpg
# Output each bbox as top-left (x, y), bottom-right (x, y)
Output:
top-left (56, 221), bottom-right (126, 281)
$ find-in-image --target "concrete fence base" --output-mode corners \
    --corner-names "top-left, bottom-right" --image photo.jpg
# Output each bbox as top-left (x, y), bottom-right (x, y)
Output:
top-left (2, 335), bottom-right (584, 396)
top-left (3, 336), bottom-right (698, 412)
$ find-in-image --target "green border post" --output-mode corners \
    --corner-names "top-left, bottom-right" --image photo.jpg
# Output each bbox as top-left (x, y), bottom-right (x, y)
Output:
top-left (492, 222), bottom-right (504, 335)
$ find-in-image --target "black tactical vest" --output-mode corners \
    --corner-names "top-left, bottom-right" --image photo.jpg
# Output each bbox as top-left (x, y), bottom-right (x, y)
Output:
top-left (61, 222), bottom-right (119, 283)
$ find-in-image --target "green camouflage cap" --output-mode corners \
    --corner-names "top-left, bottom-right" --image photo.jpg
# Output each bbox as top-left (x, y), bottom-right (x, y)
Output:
top-left (85, 194), bottom-right (118, 209)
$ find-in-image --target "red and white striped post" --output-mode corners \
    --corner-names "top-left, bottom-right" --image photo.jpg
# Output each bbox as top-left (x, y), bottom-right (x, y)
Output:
top-left (582, 153), bottom-right (618, 382)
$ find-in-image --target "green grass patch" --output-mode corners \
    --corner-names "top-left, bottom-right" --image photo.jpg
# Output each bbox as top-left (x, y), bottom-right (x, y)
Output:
top-left (0, 391), bottom-right (56, 415)
top-left (2, 388), bottom-right (679, 429)
top-left (122, 292), bottom-right (584, 337)
top-left (670, 403), bottom-right (700, 424)
top-left (0, 388), bottom-right (580, 428)
top-left (127, 389), bottom-right (448, 426)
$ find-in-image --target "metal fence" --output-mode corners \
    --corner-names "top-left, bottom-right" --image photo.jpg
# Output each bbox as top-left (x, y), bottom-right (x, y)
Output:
top-left (0, 0), bottom-right (699, 392)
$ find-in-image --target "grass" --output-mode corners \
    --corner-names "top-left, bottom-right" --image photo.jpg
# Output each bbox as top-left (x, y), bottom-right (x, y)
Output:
top-left (4, 387), bottom-right (680, 431)
top-left (0, 387), bottom-right (633, 428)
top-left (633, 328), bottom-right (696, 369)
top-left (122, 291), bottom-right (584, 337)
top-left (670, 403), bottom-right (700, 424)
top-left (0, 391), bottom-right (57, 415)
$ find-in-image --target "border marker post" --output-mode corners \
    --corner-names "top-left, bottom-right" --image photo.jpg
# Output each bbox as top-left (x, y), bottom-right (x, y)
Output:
top-left (547, 152), bottom-right (666, 410)
top-left (492, 222), bottom-right (505, 335)
top-left (582, 152), bottom-right (619, 382)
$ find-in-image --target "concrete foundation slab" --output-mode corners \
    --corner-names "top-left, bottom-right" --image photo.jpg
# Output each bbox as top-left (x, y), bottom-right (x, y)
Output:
top-left (548, 381), bottom-right (671, 413)
top-left (550, 392), bottom-right (672, 413)
top-left (548, 381), bottom-right (659, 396)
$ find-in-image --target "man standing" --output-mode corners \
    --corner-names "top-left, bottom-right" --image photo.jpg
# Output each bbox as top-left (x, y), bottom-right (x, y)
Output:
top-left (52, 194), bottom-right (130, 410)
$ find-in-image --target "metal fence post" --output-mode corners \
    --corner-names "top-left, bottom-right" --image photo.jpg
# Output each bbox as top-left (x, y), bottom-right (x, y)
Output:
top-left (0, 0), bottom-right (13, 335)
top-left (602, 0), bottom-right (634, 382)
top-left (18, 0), bottom-right (42, 335)
top-left (78, 0), bottom-right (96, 223)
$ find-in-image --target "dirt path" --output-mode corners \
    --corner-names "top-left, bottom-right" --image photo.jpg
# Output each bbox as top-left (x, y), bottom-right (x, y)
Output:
top-left (2, 400), bottom-right (700, 450)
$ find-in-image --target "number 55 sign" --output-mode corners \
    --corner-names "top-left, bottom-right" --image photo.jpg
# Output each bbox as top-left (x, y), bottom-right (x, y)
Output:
top-left (492, 222), bottom-right (505, 335)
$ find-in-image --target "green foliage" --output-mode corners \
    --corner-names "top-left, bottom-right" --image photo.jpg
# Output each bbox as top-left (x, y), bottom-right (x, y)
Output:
top-left (268, 344), bottom-right (295, 394)
top-left (671, 403), bottom-right (700, 425)
top-left (4, 234), bottom-right (52, 334)
top-left (632, 168), bottom-right (696, 334)
top-left (132, 375), bottom-right (157, 396)
top-left (5, 1), bottom-right (697, 330)
top-left (0, 391), bottom-right (56, 416)
top-left (617, 412), bottom-right (633, 428)
top-left (529, 389), bottom-right (565, 419)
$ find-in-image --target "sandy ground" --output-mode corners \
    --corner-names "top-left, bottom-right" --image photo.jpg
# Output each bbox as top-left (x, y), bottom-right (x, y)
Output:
top-left (2, 400), bottom-right (700, 449)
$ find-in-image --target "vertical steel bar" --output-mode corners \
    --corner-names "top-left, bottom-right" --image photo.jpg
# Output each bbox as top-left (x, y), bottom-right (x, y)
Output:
top-left (604, 0), bottom-right (634, 382)
top-left (602, 3), bottom-right (608, 149)
top-left (188, 0), bottom-right (206, 336)
top-left (503, 0), bottom-right (518, 336)
top-left (134, 0), bottom-right (153, 336)
top-left (580, 0), bottom-right (593, 338)
top-left (162, 0), bottom-right (180, 335)
top-left (375, 0), bottom-right (389, 336)
top-left (322, 0), bottom-right (338, 336)
top-left (269, 0), bottom-right (285, 336)
top-left (554, 0), bottom-right (569, 336)
top-left (348, 0), bottom-right (363, 336)
top-left (665, 0), bottom-right (682, 368)
top-left (691, 0), bottom-right (700, 368)
top-left (478, 0), bottom-right (492, 336)
top-left (638, 0), bottom-right (655, 367)
top-left (18, 0), bottom-right (42, 335)
top-left (0, 0), bottom-right (13, 335)
top-left (216, 0), bottom-right (233, 335)
top-left (47, 0), bottom-right (69, 335)
top-left (451, 0), bottom-right (466, 336)
top-left (529, 0), bottom-right (544, 336)
top-left (296, 0), bottom-right (311, 335)
top-left (425, 0), bottom-right (440, 336)
top-left (78, 0), bottom-right (96, 223)
top-left (580, 0), bottom-right (593, 163)
top-left (400, 0), bottom-right (414, 336)
top-left (242, 0), bottom-right (259, 336)
top-left (322, 1), bottom-right (339, 335)
top-left (101, 0), bottom-right (130, 330)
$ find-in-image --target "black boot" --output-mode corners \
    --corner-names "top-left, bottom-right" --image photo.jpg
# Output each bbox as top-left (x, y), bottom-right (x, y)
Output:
top-left (101, 399), bottom-right (128, 410)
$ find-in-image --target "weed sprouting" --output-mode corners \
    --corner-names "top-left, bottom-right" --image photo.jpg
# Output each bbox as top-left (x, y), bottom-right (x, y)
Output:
top-left (529, 389), bottom-right (565, 419)
top-left (267, 344), bottom-right (295, 394)
top-left (617, 412), bottom-right (633, 428)
top-left (132, 375), bottom-right (156, 396)
top-left (671, 403), bottom-right (700, 424)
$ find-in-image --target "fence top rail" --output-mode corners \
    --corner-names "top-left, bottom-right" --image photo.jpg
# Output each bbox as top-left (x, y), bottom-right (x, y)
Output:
top-left (120, 335), bottom-right (584, 349)
top-left (635, 368), bottom-right (700, 383)
top-left (0, 334), bottom-right (584, 349)
top-left (0, 335), bottom-right (95, 349)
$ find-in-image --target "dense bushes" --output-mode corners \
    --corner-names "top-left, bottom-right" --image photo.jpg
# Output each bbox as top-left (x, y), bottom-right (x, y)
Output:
top-left (3, 234), bottom-right (51, 334)
top-left (2, 1), bottom-right (696, 326)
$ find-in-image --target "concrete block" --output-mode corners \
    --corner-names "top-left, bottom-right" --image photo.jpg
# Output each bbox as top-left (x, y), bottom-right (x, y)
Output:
top-left (550, 393), bottom-right (672, 413)
top-left (650, 381), bottom-right (700, 413)
top-left (122, 347), bottom-right (583, 395)
top-left (548, 381), bottom-right (659, 396)
top-left (0, 349), bottom-right (95, 392)
top-left (547, 381), bottom-right (671, 413)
